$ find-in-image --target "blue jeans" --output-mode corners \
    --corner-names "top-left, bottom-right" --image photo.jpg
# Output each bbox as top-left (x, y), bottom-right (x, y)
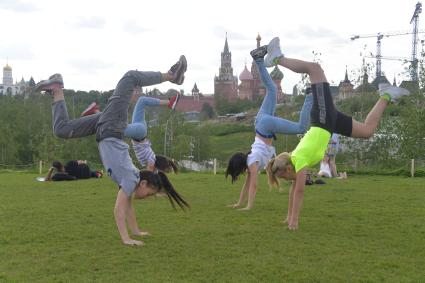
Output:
top-left (124, 97), bottom-right (160, 140)
top-left (51, 70), bottom-right (162, 141)
top-left (96, 70), bottom-right (162, 141)
top-left (254, 58), bottom-right (313, 136)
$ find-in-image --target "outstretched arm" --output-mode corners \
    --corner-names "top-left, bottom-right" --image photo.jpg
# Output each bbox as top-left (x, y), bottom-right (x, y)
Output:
top-left (127, 205), bottom-right (150, 237)
top-left (228, 173), bottom-right (250, 208)
top-left (114, 189), bottom-right (144, 246)
top-left (45, 167), bottom-right (54, 181)
top-left (239, 163), bottom-right (258, 211)
top-left (288, 168), bottom-right (307, 230)
top-left (284, 182), bottom-right (296, 223)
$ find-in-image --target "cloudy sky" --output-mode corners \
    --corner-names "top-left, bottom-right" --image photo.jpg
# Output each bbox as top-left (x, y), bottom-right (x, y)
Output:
top-left (0, 0), bottom-right (422, 95)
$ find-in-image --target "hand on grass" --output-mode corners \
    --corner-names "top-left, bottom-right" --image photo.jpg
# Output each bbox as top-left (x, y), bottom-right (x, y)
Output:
top-left (288, 221), bottom-right (298, 230)
top-left (123, 239), bottom-right (144, 246)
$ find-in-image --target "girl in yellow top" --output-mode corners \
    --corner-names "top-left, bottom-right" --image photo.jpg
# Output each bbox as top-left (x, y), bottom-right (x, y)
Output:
top-left (264, 37), bottom-right (410, 230)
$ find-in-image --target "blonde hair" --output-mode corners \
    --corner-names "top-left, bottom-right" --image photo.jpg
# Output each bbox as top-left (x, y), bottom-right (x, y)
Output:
top-left (266, 152), bottom-right (292, 188)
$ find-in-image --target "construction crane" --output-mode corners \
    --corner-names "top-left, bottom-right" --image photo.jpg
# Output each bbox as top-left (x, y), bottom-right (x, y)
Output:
top-left (410, 2), bottom-right (422, 81)
top-left (351, 30), bottom-right (425, 82)
top-left (366, 53), bottom-right (411, 63)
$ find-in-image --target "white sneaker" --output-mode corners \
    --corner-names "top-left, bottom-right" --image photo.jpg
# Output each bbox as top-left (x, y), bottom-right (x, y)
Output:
top-left (378, 83), bottom-right (410, 102)
top-left (264, 37), bottom-right (284, 67)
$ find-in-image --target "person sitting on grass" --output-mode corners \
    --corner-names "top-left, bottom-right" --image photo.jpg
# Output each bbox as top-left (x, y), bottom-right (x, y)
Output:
top-left (35, 55), bottom-right (190, 246)
top-left (317, 156), bottom-right (332, 178)
top-left (45, 160), bottom-right (103, 181)
top-left (225, 45), bottom-right (313, 211)
top-left (264, 37), bottom-right (410, 230)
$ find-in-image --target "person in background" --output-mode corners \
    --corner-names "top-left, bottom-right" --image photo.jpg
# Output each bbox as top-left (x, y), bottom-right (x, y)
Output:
top-left (327, 133), bottom-right (340, 177)
top-left (45, 160), bottom-right (103, 181)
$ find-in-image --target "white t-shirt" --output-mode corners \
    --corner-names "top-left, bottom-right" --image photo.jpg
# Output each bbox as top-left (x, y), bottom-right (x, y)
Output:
top-left (246, 137), bottom-right (276, 170)
top-left (319, 161), bottom-right (332, 178)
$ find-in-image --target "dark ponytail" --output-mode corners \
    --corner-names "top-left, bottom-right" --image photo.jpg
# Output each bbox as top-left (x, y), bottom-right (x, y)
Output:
top-left (155, 155), bottom-right (179, 174)
top-left (52, 161), bottom-right (63, 171)
top-left (225, 152), bottom-right (248, 183)
top-left (139, 170), bottom-right (189, 210)
top-left (157, 171), bottom-right (190, 211)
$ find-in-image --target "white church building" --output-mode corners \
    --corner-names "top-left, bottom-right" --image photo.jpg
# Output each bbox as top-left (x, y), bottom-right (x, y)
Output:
top-left (0, 63), bottom-right (30, 95)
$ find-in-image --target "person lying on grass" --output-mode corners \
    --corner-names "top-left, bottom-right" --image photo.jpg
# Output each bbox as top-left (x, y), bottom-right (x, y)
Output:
top-left (45, 160), bottom-right (103, 181)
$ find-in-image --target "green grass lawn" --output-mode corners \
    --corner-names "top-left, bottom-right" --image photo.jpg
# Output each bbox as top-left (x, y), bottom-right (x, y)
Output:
top-left (1, 172), bottom-right (425, 282)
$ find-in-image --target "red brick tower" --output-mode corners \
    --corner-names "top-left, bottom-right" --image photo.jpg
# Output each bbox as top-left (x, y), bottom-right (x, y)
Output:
top-left (214, 34), bottom-right (238, 101)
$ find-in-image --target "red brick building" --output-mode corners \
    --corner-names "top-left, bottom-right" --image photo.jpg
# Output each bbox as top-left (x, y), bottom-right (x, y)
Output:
top-left (175, 83), bottom-right (214, 113)
top-left (214, 35), bottom-right (238, 101)
top-left (238, 34), bottom-right (284, 102)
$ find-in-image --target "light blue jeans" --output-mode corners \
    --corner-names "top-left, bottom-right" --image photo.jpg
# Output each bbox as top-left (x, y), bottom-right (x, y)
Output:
top-left (254, 58), bottom-right (313, 137)
top-left (124, 96), bottom-right (160, 140)
top-left (52, 70), bottom-right (162, 141)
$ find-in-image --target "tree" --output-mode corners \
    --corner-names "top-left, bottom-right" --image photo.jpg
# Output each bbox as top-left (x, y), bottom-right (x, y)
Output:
top-left (200, 102), bottom-right (215, 120)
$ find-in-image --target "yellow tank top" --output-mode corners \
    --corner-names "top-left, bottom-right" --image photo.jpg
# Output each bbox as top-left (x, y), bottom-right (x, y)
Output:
top-left (291, 127), bottom-right (331, 172)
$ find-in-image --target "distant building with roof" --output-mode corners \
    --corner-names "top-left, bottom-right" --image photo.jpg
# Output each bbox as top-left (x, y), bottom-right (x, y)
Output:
top-left (354, 71), bottom-right (377, 94)
top-left (238, 64), bottom-right (253, 100)
top-left (399, 80), bottom-right (419, 94)
top-left (214, 35), bottom-right (238, 102)
top-left (0, 63), bottom-right (34, 95)
top-left (338, 68), bottom-right (354, 100)
top-left (175, 83), bottom-right (214, 113)
top-left (237, 34), bottom-right (285, 102)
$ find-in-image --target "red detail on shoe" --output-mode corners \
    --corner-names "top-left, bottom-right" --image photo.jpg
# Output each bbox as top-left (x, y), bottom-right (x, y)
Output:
top-left (168, 92), bottom-right (180, 110)
top-left (81, 102), bottom-right (99, 117)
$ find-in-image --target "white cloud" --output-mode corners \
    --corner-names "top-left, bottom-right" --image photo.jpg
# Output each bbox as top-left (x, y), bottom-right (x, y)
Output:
top-left (0, 0), bottom-right (420, 93)
top-left (122, 21), bottom-right (150, 34)
top-left (71, 16), bottom-right (106, 29)
top-left (68, 58), bottom-right (114, 72)
top-left (0, 44), bottom-right (34, 60)
top-left (0, 0), bottom-right (37, 12)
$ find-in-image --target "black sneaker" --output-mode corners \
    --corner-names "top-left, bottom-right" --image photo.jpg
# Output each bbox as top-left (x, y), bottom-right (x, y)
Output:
top-left (168, 55), bottom-right (187, 85)
top-left (305, 87), bottom-right (312, 95)
top-left (250, 45), bottom-right (268, 60)
top-left (315, 179), bottom-right (326, 185)
top-left (35, 73), bottom-right (64, 92)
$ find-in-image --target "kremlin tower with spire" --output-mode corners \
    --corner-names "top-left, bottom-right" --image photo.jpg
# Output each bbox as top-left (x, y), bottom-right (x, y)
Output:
top-left (214, 34), bottom-right (238, 101)
top-left (237, 34), bottom-right (284, 102)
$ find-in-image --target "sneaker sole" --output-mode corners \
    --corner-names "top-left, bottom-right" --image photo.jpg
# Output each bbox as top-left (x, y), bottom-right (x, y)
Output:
top-left (174, 56), bottom-right (187, 85)
top-left (171, 94), bottom-right (181, 110)
top-left (265, 37), bottom-right (281, 67)
top-left (250, 46), bottom-right (268, 60)
top-left (35, 82), bottom-right (64, 92)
